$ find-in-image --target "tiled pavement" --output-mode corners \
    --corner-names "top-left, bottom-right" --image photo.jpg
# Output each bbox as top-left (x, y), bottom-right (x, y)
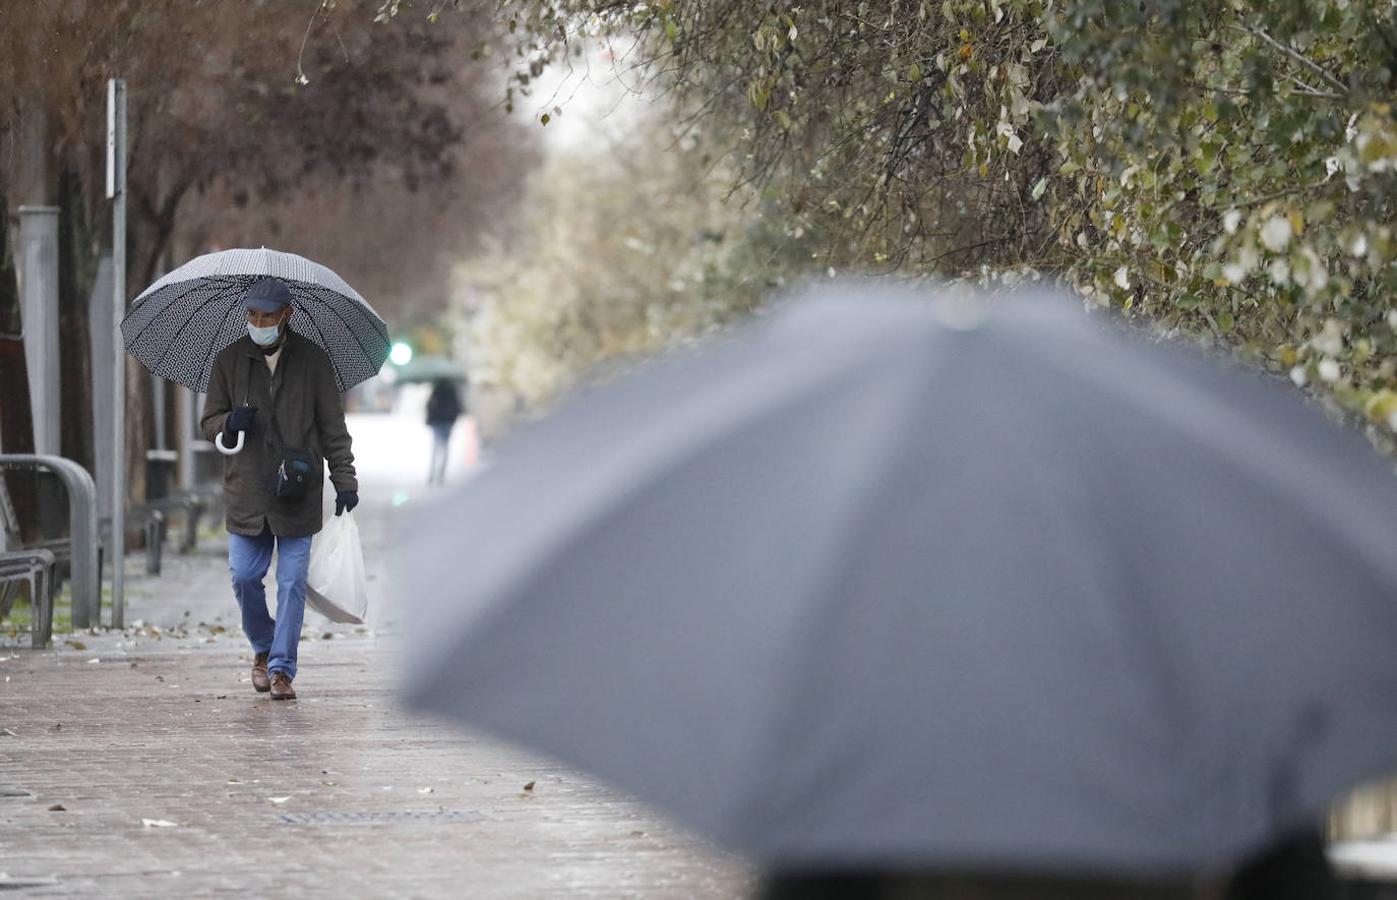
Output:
top-left (0, 477), bottom-right (753, 897)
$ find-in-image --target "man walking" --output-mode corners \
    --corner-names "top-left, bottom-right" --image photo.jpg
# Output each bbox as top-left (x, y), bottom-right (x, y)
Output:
top-left (201, 277), bottom-right (359, 700)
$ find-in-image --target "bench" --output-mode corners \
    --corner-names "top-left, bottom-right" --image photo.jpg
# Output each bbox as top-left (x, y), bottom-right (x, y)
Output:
top-left (0, 548), bottom-right (58, 648)
top-left (0, 455), bottom-right (100, 630)
top-left (127, 486), bottom-right (220, 575)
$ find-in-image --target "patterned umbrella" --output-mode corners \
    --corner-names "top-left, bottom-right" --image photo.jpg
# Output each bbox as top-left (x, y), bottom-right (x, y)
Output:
top-left (121, 247), bottom-right (389, 393)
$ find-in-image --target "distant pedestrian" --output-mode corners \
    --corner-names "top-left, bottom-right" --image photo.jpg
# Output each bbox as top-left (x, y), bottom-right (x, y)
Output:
top-left (425, 378), bottom-right (464, 486)
top-left (200, 276), bottom-right (359, 701)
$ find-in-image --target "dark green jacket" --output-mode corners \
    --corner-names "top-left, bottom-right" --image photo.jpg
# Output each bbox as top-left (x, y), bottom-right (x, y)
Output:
top-left (200, 332), bottom-right (357, 538)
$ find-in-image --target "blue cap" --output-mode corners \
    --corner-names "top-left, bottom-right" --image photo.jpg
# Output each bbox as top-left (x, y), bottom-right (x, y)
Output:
top-left (243, 277), bottom-right (292, 313)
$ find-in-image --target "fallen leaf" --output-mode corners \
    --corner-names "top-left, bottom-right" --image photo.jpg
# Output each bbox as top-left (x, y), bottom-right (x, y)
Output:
top-left (48, 804), bottom-right (66, 812)
top-left (65, 640), bottom-right (87, 651)
top-left (321, 632), bottom-right (333, 640)
top-left (142, 818), bottom-right (178, 828)
top-left (215, 695), bottom-right (227, 700)
top-left (523, 781), bottom-right (536, 792)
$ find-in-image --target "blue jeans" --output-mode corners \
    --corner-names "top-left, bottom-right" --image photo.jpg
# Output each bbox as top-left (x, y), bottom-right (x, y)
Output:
top-left (229, 527), bottom-right (313, 679)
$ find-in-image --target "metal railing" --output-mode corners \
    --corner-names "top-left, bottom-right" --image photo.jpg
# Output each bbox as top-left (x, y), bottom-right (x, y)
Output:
top-left (0, 455), bottom-right (101, 630)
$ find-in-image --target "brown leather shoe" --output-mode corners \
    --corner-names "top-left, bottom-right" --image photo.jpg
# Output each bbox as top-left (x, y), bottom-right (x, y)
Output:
top-left (251, 653), bottom-right (270, 693)
top-left (269, 671), bottom-right (296, 701)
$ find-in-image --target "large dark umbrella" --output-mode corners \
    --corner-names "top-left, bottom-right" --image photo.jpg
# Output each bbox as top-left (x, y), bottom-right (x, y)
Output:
top-left (396, 286), bottom-right (1397, 875)
top-left (122, 247), bottom-right (389, 393)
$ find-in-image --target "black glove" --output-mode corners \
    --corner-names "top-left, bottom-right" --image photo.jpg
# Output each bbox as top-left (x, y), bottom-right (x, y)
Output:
top-left (335, 490), bottom-right (359, 517)
top-left (224, 405), bottom-right (257, 436)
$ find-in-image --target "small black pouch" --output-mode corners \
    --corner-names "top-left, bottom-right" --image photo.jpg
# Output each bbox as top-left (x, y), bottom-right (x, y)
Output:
top-left (257, 350), bottom-right (316, 503)
top-left (275, 448), bottom-right (315, 501)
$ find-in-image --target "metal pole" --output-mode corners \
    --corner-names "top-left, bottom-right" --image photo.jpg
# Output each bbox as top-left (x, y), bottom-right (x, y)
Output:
top-left (108, 78), bottom-right (127, 630)
top-left (87, 254), bottom-right (114, 523)
top-left (152, 375), bottom-right (166, 450)
top-left (16, 206), bottom-right (61, 456)
top-left (178, 387), bottom-right (196, 492)
top-left (152, 254), bottom-right (169, 455)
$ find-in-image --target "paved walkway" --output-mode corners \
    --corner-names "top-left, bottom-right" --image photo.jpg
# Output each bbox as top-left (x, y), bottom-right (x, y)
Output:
top-left (0, 418), bottom-right (753, 897)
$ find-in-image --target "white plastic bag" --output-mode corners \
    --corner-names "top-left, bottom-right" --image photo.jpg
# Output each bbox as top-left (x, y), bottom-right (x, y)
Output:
top-left (305, 482), bottom-right (368, 624)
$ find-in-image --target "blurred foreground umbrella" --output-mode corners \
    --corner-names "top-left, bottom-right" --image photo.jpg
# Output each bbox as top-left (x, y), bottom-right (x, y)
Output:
top-left (397, 286), bottom-right (1397, 875)
top-left (390, 354), bottom-right (466, 384)
top-left (122, 247), bottom-right (389, 392)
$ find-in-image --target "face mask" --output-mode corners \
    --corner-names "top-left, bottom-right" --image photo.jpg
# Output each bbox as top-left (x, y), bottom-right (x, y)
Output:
top-left (247, 321), bottom-right (282, 347)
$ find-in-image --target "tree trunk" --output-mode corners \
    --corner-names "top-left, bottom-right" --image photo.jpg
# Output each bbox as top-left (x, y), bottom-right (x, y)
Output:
top-left (0, 102), bottom-right (50, 542)
top-left (10, 100), bottom-right (48, 208)
top-left (56, 164), bottom-right (95, 473)
top-left (0, 189), bottom-right (40, 542)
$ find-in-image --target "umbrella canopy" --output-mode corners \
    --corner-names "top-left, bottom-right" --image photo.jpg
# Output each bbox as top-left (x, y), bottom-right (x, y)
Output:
top-left (391, 354), bottom-right (467, 384)
top-left (396, 286), bottom-right (1397, 875)
top-left (122, 247), bottom-right (389, 392)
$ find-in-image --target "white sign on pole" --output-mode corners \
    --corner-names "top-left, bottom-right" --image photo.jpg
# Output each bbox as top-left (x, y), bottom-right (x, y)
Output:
top-left (106, 80), bottom-right (117, 200)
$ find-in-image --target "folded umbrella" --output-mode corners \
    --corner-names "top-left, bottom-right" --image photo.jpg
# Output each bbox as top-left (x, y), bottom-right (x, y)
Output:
top-left (122, 247), bottom-right (389, 392)
top-left (396, 286), bottom-right (1397, 875)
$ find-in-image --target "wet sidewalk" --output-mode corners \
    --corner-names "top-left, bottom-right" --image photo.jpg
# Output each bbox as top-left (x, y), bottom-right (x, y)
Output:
top-left (0, 422), bottom-right (752, 897)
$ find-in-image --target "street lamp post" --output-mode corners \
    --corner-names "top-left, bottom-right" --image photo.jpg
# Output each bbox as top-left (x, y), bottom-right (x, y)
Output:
top-left (107, 77), bottom-right (127, 629)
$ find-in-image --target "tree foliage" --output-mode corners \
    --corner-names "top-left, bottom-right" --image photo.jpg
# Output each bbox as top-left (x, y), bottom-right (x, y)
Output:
top-left (0, 1), bottom-right (507, 298)
top-left (457, 114), bottom-right (803, 410)
top-left (479, 0), bottom-right (1397, 442)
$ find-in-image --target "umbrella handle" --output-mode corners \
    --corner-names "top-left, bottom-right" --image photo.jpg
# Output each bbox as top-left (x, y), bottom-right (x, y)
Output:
top-left (215, 431), bottom-right (245, 455)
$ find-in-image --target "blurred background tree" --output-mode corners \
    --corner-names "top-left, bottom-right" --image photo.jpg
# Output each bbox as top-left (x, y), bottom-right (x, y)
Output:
top-left (453, 80), bottom-right (817, 423)
top-left (456, 0), bottom-right (1397, 449)
top-left (0, 0), bottom-right (532, 494)
top-left (6, 0), bottom-right (1394, 483)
